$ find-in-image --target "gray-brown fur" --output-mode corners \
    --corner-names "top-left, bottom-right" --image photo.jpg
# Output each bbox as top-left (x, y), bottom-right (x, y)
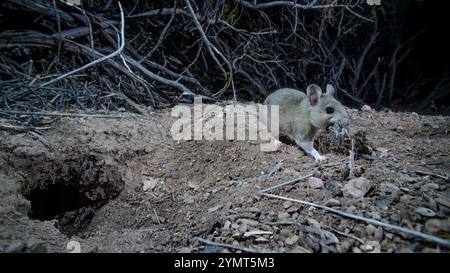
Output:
top-left (264, 84), bottom-right (350, 161)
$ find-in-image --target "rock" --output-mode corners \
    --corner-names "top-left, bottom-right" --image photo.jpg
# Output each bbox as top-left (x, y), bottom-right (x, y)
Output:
top-left (361, 241), bottom-right (381, 253)
top-left (232, 240), bottom-right (241, 248)
top-left (353, 166), bottom-right (365, 177)
top-left (255, 237), bottom-right (269, 243)
top-left (390, 214), bottom-right (400, 222)
top-left (361, 105), bottom-right (373, 112)
top-left (279, 228), bottom-right (293, 238)
top-left (369, 211), bottom-right (381, 220)
top-left (321, 230), bottom-right (340, 245)
top-left (308, 177), bottom-right (324, 189)
top-left (208, 205), bottom-right (223, 213)
top-left (291, 169), bottom-right (301, 177)
top-left (435, 197), bottom-right (450, 208)
top-left (187, 181), bottom-right (199, 191)
top-left (243, 230), bottom-right (273, 238)
top-left (231, 223), bottom-right (239, 231)
top-left (286, 206), bottom-right (299, 214)
top-left (342, 177), bottom-right (372, 198)
top-left (277, 247), bottom-right (287, 253)
top-left (287, 246), bottom-right (310, 253)
top-left (278, 212), bottom-right (291, 221)
top-left (365, 224), bottom-right (377, 236)
top-left (379, 182), bottom-right (400, 197)
top-left (325, 180), bottom-right (343, 196)
top-left (415, 207), bottom-right (436, 217)
top-left (400, 174), bottom-right (416, 183)
top-left (369, 228), bottom-right (382, 241)
top-left (421, 247), bottom-right (439, 253)
top-left (400, 187), bottom-right (411, 193)
top-left (237, 223), bottom-right (248, 235)
top-left (166, 170), bottom-right (179, 179)
top-left (352, 247), bottom-right (362, 253)
top-left (375, 147), bottom-right (389, 157)
top-left (374, 196), bottom-right (393, 210)
top-left (282, 201), bottom-right (293, 209)
top-left (422, 194), bottom-right (438, 211)
top-left (412, 182), bottom-right (424, 190)
top-left (248, 206), bottom-right (261, 213)
top-left (222, 220), bottom-right (232, 231)
top-left (341, 166), bottom-right (350, 180)
top-left (339, 241), bottom-right (352, 253)
top-left (236, 219), bottom-right (259, 226)
top-left (307, 218), bottom-right (321, 229)
top-left (325, 198), bottom-right (341, 207)
top-left (183, 194), bottom-right (194, 205)
top-left (143, 177), bottom-right (158, 191)
top-left (399, 195), bottom-right (412, 203)
top-left (179, 247), bottom-right (193, 253)
top-left (424, 219), bottom-right (448, 234)
top-left (397, 247), bottom-right (413, 253)
top-left (346, 206), bottom-right (357, 213)
top-left (420, 183), bottom-right (440, 192)
top-left (284, 235), bottom-right (299, 246)
top-left (320, 172), bottom-right (333, 181)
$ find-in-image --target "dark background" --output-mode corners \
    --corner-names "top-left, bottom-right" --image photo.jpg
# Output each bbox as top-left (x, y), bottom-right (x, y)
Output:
top-left (0, 0), bottom-right (449, 114)
top-left (395, 0), bottom-right (450, 112)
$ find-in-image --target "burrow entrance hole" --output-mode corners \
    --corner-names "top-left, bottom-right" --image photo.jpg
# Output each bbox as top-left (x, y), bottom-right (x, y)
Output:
top-left (19, 154), bottom-right (124, 235)
top-left (26, 182), bottom-right (92, 221)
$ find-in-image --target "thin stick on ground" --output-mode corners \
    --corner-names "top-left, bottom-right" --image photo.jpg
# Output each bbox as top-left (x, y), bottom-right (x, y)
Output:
top-left (413, 170), bottom-right (449, 181)
top-left (259, 192), bottom-right (450, 248)
top-left (348, 138), bottom-right (355, 177)
top-left (193, 237), bottom-right (269, 253)
top-left (258, 173), bottom-right (312, 193)
top-left (330, 227), bottom-right (365, 245)
top-left (0, 124), bottom-right (51, 132)
top-left (362, 154), bottom-right (449, 181)
top-left (153, 208), bottom-right (161, 225)
top-left (1, 110), bottom-right (126, 119)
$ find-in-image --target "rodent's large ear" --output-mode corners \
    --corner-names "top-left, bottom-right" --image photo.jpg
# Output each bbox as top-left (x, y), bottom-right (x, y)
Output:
top-left (326, 84), bottom-right (336, 96)
top-left (306, 84), bottom-right (322, 106)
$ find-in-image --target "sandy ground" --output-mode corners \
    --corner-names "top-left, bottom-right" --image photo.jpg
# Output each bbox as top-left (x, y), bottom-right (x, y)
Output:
top-left (0, 105), bottom-right (449, 253)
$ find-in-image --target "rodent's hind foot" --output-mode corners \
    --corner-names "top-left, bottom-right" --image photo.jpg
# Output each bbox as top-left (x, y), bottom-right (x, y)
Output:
top-left (314, 154), bottom-right (327, 162)
top-left (260, 138), bottom-right (282, 152)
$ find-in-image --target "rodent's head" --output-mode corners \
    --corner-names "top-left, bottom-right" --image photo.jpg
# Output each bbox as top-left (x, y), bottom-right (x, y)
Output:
top-left (306, 84), bottom-right (350, 130)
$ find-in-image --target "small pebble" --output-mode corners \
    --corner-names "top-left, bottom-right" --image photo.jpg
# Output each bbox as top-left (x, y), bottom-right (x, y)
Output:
top-left (308, 177), bottom-right (324, 189)
top-left (415, 207), bottom-right (436, 218)
top-left (325, 198), bottom-right (341, 207)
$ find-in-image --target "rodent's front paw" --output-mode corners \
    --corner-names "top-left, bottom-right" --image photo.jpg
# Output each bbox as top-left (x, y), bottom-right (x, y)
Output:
top-left (314, 155), bottom-right (327, 162)
top-left (272, 139), bottom-right (282, 148)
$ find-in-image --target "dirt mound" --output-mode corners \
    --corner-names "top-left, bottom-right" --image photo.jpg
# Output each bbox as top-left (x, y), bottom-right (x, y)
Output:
top-left (0, 108), bottom-right (449, 253)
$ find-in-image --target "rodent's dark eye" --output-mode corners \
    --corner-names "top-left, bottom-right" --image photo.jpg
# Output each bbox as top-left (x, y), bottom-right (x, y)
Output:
top-left (325, 106), bottom-right (334, 114)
